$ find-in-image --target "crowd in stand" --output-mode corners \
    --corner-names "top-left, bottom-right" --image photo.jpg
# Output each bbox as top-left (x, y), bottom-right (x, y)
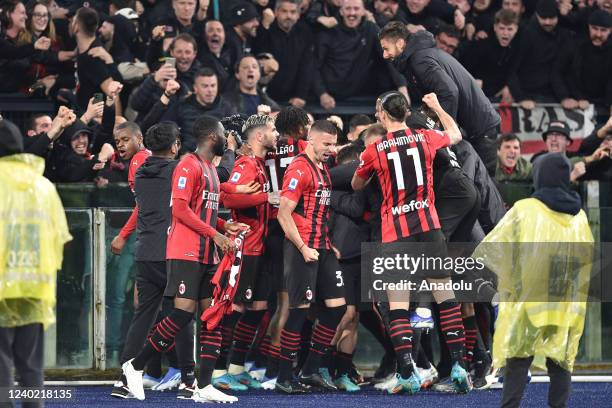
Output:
top-left (0, 0), bottom-right (611, 182)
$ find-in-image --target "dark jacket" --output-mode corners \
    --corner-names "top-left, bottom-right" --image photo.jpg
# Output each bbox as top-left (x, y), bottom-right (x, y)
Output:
top-left (393, 30), bottom-right (500, 138)
top-left (577, 128), bottom-right (612, 181)
top-left (513, 18), bottom-right (573, 101)
top-left (0, 35), bottom-right (47, 92)
top-left (400, 0), bottom-right (456, 33)
top-left (222, 82), bottom-right (280, 115)
top-left (454, 140), bottom-right (506, 234)
top-left (128, 64), bottom-right (194, 117)
top-left (313, 19), bottom-right (406, 99)
top-left (134, 156), bottom-right (178, 261)
top-left (330, 190), bottom-right (370, 260)
top-left (198, 44), bottom-right (237, 92)
top-left (551, 36), bottom-right (612, 108)
top-left (253, 21), bottom-right (315, 101)
top-left (460, 33), bottom-right (522, 99)
top-left (160, 94), bottom-right (238, 154)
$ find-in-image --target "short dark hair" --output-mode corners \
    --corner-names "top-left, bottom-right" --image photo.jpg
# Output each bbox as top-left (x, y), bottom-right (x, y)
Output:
top-left (75, 7), bottom-right (99, 37)
top-left (310, 119), bottom-right (338, 136)
top-left (349, 114), bottom-right (373, 132)
top-left (170, 32), bottom-right (198, 53)
top-left (145, 122), bottom-right (179, 153)
top-left (275, 106), bottom-right (310, 137)
top-left (437, 23), bottom-right (461, 39)
top-left (378, 21), bottom-right (410, 41)
top-left (379, 91), bottom-right (409, 122)
top-left (25, 113), bottom-right (50, 132)
top-left (192, 115), bottom-right (223, 145)
top-left (115, 121), bottom-right (142, 137)
top-left (243, 114), bottom-right (274, 140)
top-left (195, 68), bottom-right (218, 81)
top-left (495, 9), bottom-right (520, 26)
top-left (497, 133), bottom-right (522, 149)
top-left (337, 144), bottom-right (361, 164)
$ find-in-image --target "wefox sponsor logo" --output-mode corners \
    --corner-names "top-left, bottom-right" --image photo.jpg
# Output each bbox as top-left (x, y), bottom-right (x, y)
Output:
top-left (391, 199), bottom-right (429, 215)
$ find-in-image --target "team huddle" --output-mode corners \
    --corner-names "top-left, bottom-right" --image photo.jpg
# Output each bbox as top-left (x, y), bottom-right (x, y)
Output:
top-left (112, 90), bottom-right (489, 403)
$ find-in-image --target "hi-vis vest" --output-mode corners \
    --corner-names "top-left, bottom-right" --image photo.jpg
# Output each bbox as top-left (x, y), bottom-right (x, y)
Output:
top-left (0, 154), bottom-right (72, 328)
top-left (474, 198), bottom-right (594, 371)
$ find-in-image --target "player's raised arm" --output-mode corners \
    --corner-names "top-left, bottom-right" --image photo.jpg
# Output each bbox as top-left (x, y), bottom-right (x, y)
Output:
top-left (422, 93), bottom-right (462, 146)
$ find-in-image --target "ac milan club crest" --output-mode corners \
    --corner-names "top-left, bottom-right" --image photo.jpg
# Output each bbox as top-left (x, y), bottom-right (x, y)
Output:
top-left (245, 288), bottom-right (253, 300)
top-left (305, 288), bottom-right (313, 301)
top-left (178, 281), bottom-right (186, 295)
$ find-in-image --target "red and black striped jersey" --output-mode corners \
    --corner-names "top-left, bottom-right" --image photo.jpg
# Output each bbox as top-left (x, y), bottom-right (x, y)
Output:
top-left (224, 155), bottom-right (271, 256)
top-left (265, 137), bottom-right (307, 219)
top-left (281, 153), bottom-right (332, 250)
top-left (166, 153), bottom-right (221, 264)
top-left (355, 128), bottom-right (450, 243)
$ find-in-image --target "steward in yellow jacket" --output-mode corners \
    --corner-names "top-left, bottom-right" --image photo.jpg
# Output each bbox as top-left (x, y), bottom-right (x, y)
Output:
top-left (475, 152), bottom-right (593, 408)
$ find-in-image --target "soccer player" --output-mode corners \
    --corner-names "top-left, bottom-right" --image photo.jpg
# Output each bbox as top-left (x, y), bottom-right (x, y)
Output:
top-left (110, 123), bottom-right (183, 399)
top-left (275, 120), bottom-right (347, 394)
top-left (351, 92), bottom-right (471, 394)
top-left (121, 115), bottom-right (247, 403)
top-left (258, 107), bottom-right (311, 386)
top-left (214, 114), bottom-right (279, 389)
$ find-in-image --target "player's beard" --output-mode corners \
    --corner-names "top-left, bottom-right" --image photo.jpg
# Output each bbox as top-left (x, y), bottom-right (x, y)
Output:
top-left (213, 137), bottom-right (225, 156)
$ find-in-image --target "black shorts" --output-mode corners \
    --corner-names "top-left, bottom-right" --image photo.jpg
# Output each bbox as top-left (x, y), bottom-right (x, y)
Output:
top-left (395, 229), bottom-right (450, 279)
top-left (264, 219), bottom-right (285, 292)
top-left (234, 255), bottom-right (269, 303)
top-left (339, 258), bottom-right (360, 307)
top-left (164, 259), bottom-right (216, 300)
top-left (284, 241), bottom-right (345, 308)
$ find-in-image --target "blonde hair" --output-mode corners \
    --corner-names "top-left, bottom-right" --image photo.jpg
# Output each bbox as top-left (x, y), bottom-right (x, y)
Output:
top-left (18, 2), bottom-right (55, 44)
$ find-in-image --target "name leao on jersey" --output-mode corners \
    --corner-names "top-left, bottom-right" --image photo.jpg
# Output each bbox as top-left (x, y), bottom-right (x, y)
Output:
top-left (315, 188), bottom-right (331, 205)
top-left (203, 190), bottom-right (220, 209)
top-left (377, 133), bottom-right (426, 152)
top-left (276, 144), bottom-right (295, 155)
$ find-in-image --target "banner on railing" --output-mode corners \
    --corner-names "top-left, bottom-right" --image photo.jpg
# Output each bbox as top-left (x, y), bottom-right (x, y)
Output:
top-left (496, 104), bottom-right (596, 155)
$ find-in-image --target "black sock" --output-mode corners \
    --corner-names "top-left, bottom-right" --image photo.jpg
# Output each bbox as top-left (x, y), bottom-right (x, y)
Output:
top-left (360, 309), bottom-right (395, 356)
top-left (199, 325), bottom-right (222, 386)
top-left (388, 309), bottom-right (414, 379)
top-left (145, 352), bottom-right (162, 379)
top-left (302, 305), bottom-right (346, 376)
top-left (229, 309), bottom-right (266, 367)
top-left (278, 308), bottom-right (308, 383)
top-left (296, 318), bottom-right (313, 372)
top-left (336, 351), bottom-right (353, 376)
top-left (438, 300), bottom-right (466, 366)
top-left (215, 310), bottom-right (242, 370)
top-left (463, 315), bottom-right (478, 365)
top-left (132, 308), bottom-right (193, 371)
top-left (265, 341), bottom-right (280, 378)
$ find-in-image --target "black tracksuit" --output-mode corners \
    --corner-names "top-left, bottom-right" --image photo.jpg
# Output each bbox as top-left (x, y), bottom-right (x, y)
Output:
top-left (552, 36), bottom-right (612, 109)
top-left (313, 19), bottom-right (406, 100)
top-left (460, 34), bottom-right (522, 99)
top-left (254, 21), bottom-right (315, 102)
top-left (198, 45), bottom-right (238, 92)
top-left (120, 156), bottom-right (195, 373)
top-left (512, 18), bottom-right (574, 101)
top-left (392, 30), bottom-right (500, 174)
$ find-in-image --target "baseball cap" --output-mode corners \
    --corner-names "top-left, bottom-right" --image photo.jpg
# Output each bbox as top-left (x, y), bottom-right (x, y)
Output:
top-left (536, 0), bottom-right (558, 18)
top-left (228, 2), bottom-right (259, 26)
top-left (542, 120), bottom-right (571, 142)
top-left (0, 119), bottom-right (24, 157)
